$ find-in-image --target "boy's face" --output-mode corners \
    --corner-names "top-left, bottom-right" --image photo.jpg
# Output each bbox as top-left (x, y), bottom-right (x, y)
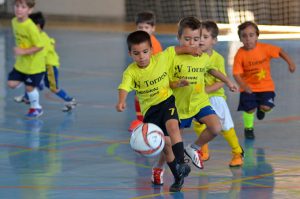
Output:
top-left (129, 41), bottom-right (152, 68)
top-left (200, 28), bottom-right (217, 53)
top-left (137, 23), bottom-right (155, 35)
top-left (178, 27), bottom-right (201, 48)
top-left (14, 0), bottom-right (32, 21)
top-left (239, 25), bottom-right (258, 50)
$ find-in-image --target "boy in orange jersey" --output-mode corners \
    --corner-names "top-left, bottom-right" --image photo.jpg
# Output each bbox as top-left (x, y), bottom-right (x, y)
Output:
top-left (233, 21), bottom-right (296, 139)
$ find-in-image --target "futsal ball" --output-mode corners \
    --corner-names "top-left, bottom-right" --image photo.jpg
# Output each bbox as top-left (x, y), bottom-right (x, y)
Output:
top-left (130, 123), bottom-right (165, 157)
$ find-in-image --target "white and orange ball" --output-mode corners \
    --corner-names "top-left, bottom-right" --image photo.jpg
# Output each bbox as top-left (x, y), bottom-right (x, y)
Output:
top-left (130, 123), bottom-right (165, 157)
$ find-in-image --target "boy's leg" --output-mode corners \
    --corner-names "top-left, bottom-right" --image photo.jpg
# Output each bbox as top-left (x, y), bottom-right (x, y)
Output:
top-left (134, 96), bottom-right (144, 121)
top-left (222, 128), bottom-right (244, 167)
top-left (26, 86), bottom-right (43, 117)
top-left (46, 66), bottom-right (76, 111)
top-left (192, 120), bottom-right (209, 161)
top-left (243, 111), bottom-right (255, 139)
top-left (256, 91), bottom-right (275, 120)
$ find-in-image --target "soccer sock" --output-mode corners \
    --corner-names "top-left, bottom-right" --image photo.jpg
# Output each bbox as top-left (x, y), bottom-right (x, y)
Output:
top-left (167, 158), bottom-right (179, 178)
top-left (193, 120), bottom-right (207, 137)
top-left (222, 128), bottom-right (243, 154)
top-left (243, 112), bottom-right (254, 129)
top-left (56, 89), bottom-right (73, 102)
top-left (23, 92), bottom-right (29, 100)
top-left (172, 142), bottom-right (184, 163)
top-left (134, 96), bottom-right (144, 121)
top-left (27, 88), bottom-right (41, 109)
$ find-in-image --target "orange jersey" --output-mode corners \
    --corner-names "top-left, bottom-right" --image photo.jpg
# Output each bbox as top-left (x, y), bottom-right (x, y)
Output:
top-left (233, 42), bottom-right (281, 92)
top-left (151, 35), bottom-right (163, 55)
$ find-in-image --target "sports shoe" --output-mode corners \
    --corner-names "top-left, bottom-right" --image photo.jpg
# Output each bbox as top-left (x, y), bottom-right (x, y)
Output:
top-left (26, 108), bottom-right (43, 118)
top-left (151, 167), bottom-right (164, 185)
top-left (62, 98), bottom-right (77, 112)
top-left (244, 128), bottom-right (255, 139)
top-left (184, 144), bottom-right (204, 169)
top-left (169, 163), bottom-right (191, 192)
top-left (256, 109), bottom-right (265, 120)
top-left (14, 95), bottom-right (30, 104)
top-left (128, 119), bottom-right (143, 132)
top-left (229, 153), bottom-right (244, 167)
top-left (200, 143), bottom-right (210, 161)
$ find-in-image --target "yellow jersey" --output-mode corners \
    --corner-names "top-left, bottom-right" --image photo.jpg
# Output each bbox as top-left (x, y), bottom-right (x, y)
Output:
top-left (118, 47), bottom-right (176, 115)
top-left (12, 17), bottom-right (45, 74)
top-left (169, 50), bottom-right (213, 119)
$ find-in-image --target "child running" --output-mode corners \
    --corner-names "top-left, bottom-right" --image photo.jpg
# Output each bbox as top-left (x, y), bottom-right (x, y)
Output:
top-left (192, 20), bottom-right (244, 167)
top-left (14, 11), bottom-right (77, 112)
top-left (116, 30), bottom-right (202, 192)
top-left (7, 0), bottom-right (45, 118)
top-left (233, 21), bottom-right (296, 139)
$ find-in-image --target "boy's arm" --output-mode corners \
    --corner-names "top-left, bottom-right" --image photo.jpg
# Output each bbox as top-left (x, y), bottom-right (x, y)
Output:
top-left (174, 46), bottom-right (202, 56)
top-left (208, 69), bottom-right (238, 92)
top-left (279, 49), bottom-right (296, 73)
top-left (233, 74), bottom-right (252, 93)
top-left (170, 79), bottom-right (189, 89)
top-left (14, 46), bottom-right (43, 56)
top-left (205, 82), bottom-right (225, 94)
top-left (116, 89), bottom-right (128, 112)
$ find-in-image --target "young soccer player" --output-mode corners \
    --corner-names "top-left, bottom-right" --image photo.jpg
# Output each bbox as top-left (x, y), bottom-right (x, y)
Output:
top-left (7, 0), bottom-right (45, 118)
top-left (233, 21), bottom-right (296, 139)
top-left (192, 20), bottom-right (243, 167)
top-left (116, 30), bottom-right (201, 192)
top-left (169, 17), bottom-right (238, 170)
top-left (14, 12), bottom-right (77, 112)
top-left (130, 11), bottom-right (163, 124)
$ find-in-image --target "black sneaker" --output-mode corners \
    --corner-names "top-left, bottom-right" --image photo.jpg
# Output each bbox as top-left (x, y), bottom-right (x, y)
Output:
top-left (256, 109), bottom-right (265, 120)
top-left (169, 163), bottom-right (191, 192)
top-left (244, 128), bottom-right (255, 139)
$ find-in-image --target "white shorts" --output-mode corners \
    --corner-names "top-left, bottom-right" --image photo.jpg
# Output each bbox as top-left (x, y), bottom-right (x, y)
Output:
top-left (209, 96), bottom-right (234, 131)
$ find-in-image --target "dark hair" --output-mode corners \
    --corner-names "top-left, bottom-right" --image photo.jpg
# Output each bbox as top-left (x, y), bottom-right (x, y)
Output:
top-left (238, 21), bottom-right (259, 39)
top-left (177, 16), bottom-right (201, 38)
top-left (15, 0), bottom-right (35, 8)
top-left (135, 11), bottom-right (156, 26)
top-left (201, 20), bottom-right (219, 38)
top-left (29, 12), bottom-right (45, 29)
top-left (127, 30), bottom-right (152, 51)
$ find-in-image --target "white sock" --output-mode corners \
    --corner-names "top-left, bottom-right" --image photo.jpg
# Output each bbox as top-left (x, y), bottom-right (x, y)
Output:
top-left (27, 88), bottom-right (42, 109)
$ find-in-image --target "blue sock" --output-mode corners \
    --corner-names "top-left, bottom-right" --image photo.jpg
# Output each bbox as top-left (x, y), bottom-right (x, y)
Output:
top-left (56, 89), bottom-right (73, 102)
top-left (24, 92), bottom-right (29, 100)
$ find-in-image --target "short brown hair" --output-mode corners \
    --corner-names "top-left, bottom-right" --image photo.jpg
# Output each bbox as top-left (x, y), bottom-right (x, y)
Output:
top-left (15, 0), bottom-right (35, 8)
top-left (135, 11), bottom-right (156, 26)
top-left (127, 30), bottom-right (152, 51)
top-left (177, 16), bottom-right (201, 38)
top-left (201, 20), bottom-right (219, 38)
top-left (238, 21), bottom-right (259, 39)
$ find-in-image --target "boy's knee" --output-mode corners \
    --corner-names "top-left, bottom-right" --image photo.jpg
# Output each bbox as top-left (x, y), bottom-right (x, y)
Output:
top-left (207, 124), bottom-right (222, 136)
top-left (259, 105), bottom-right (271, 112)
top-left (7, 81), bottom-right (19, 89)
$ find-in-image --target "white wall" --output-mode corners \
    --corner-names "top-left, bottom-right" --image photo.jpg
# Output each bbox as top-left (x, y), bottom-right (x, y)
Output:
top-left (6, 0), bottom-right (125, 21)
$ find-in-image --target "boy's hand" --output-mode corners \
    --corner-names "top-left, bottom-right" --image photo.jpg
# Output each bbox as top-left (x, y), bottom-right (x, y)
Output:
top-left (177, 79), bottom-right (189, 87)
top-left (14, 47), bottom-right (26, 56)
top-left (227, 82), bottom-right (239, 92)
top-left (190, 47), bottom-right (202, 56)
top-left (289, 63), bottom-right (296, 73)
top-left (242, 85), bottom-right (252, 94)
top-left (116, 102), bottom-right (126, 112)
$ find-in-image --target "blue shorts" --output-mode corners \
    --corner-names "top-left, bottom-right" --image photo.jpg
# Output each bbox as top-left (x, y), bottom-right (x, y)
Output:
top-left (8, 68), bottom-right (45, 87)
top-left (180, 105), bottom-right (216, 129)
top-left (44, 66), bottom-right (60, 91)
top-left (237, 91), bottom-right (276, 112)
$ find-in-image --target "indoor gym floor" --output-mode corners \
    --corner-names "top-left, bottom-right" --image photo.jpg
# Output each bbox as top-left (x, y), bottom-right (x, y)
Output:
top-left (0, 23), bottom-right (300, 199)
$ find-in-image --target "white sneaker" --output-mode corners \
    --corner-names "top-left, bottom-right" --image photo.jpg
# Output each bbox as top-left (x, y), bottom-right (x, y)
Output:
top-left (62, 98), bottom-right (77, 112)
top-left (14, 95), bottom-right (30, 104)
top-left (184, 144), bottom-right (204, 169)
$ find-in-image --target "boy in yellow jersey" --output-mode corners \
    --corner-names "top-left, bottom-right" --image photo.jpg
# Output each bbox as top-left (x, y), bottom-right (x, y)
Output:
top-left (7, 0), bottom-right (45, 118)
top-left (233, 21), bottom-right (296, 139)
top-left (129, 11), bottom-right (163, 129)
top-left (15, 12), bottom-right (77, 112)
top-left (117, 31), bottom-right (202, 192)
top-left (169, 17), bottom-right (238, 170)
top-left (192, 21), bottom-right (243, 167)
